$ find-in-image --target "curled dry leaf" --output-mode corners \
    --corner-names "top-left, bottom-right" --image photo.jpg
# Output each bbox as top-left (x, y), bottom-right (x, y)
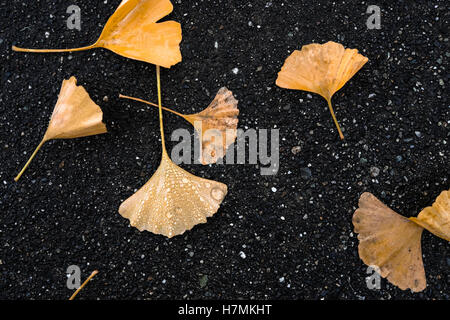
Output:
top-left (15, 76), bottom-right (107, 181)
top-left (353, 192), bottom-right (426, 292)
top-left (119, 87), bottom-right (239, 165)
top-left (410, 189), bottom-right (450, 242)
top-left (184, 88), bottom-right (239, 164)
top-left (119, 152), bottom-right (228, 238)
top-left (118, 66), bottom-right (228, 238)
top-left (276, 41), bottom-right (368, 140)
top-left (12, 0), bottom-right (182, 68)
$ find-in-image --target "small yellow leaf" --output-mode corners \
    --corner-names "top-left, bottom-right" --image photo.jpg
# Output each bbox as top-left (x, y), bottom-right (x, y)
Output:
top-left (276, 41), bottom-right (368, 139)
top-left (353, 192), bottom-right (426, 292)
top-left (119, 152), bottom-right (227, 238)
top-left (184, 88), bottom-right (239, 164)
top-left (15, 76), bottom-right (107, 181)
top-left (44, 77), bottom-right (107, 140)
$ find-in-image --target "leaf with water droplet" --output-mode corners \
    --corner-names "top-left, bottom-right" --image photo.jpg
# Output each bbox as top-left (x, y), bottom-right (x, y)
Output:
top-left (13, 0), bottom-right (182, 68)
top-left (409, 189), bottom-right (450, 241)
top-left (353, 192), bottom-right (426, 292)
top-left (119, 152), bottom-right (228, 238)
top-left (276, 41), bottom-right (368, 140)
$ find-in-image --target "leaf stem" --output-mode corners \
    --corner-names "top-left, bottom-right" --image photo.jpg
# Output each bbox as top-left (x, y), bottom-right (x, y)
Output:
top-left (12, 43), bottom-right (97, 53)
top-left (326, 98), bottom-right (344, 140)
top-left (69, 270), bottom-right (99, 300)
top-left (118, 94), bottom-right (187, 119)
top-left (14, 139), bottom-right (46, 182)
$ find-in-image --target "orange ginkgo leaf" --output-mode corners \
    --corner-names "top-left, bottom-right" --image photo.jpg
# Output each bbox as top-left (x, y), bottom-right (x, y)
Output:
top-left (119, 151), bottom-right (228, 237)
top-left (118, 66), bottom-right (228, 238)
top-left (410, 189), bottom-right (450, 242)
top-left (119, 87), bottom-right (239, 165)
top-left (15, 76), bottom-right (107, 181)
top-left (276, 41), bottom-right (368, 140)
top-left (353, 192), bottom-right (426, 292)
top-left (12, 0), bottom-right (182, 68)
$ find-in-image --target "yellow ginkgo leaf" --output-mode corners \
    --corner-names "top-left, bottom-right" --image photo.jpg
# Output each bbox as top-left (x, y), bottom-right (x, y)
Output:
top-left (119, 152), bottom-right (228, 238)
top-left (12, 0), bottom-right (182, 68)
top-left (119, 87), bottom-right (239, 165)
top-left (410, 189), bottom-right (450, 242)
top-left (353, 192), bottom-right (426, 292)
top-left (276, 41), bottom-right (368, 140)
top-left (118, 66), bottom-right (228, 238)
top-left (15, 76), bottom-right (107, 181)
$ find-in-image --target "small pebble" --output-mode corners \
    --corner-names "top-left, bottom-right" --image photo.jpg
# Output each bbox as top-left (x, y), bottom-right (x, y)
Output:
top-left (291, 146), bottom-right (302, 155)
top-left (370, 166), bottom-right (380, 177)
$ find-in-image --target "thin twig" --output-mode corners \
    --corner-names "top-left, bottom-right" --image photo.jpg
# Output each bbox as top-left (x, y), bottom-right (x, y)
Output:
top-left (69, 270), bottom-right (99, 300)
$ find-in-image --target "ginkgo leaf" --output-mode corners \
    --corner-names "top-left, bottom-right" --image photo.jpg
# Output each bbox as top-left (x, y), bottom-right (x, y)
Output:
top-left (119, 152), bottom-right (228, 238)
top-left (119, 87), bottom-right (239, 165)
top-left (12, 0), bottom-right (182, 68)
top-left (184, 88), bottom-right (239, 164)
top-left (276, 41), bottom-right (368, 140)
top-left (15, 76), bottom-right (107, 181)
top-left (410, 189), bottom-right (450, 242)
top-left (353, 192), bottom-right (426, 292)
top-left (118, 66), bottom-right (228, 238)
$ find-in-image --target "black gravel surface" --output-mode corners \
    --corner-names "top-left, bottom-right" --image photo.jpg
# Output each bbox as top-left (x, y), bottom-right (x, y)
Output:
top-left (0, 0), bottom-right (448, 300)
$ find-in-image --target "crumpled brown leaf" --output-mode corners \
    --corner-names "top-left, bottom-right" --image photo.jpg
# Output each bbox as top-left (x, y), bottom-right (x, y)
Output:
top-left (118, 65), bottom-right (228, 238)
top-left (276, 41), bottom-right (368, 139)
top-left (410, 189), bottom-right (450, 241)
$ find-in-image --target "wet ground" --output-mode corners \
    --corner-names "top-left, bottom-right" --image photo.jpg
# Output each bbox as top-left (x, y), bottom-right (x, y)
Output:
top-left (0, 0), bottom-right (448, 299)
